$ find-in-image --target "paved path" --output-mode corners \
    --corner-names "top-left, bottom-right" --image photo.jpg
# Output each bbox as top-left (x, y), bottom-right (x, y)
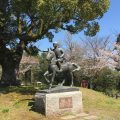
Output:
top-left (61, 113), bottom-right (98, 120)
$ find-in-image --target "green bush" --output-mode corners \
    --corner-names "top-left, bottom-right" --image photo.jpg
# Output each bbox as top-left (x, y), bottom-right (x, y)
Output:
top-left (93, 67), bottom-right (120, 97)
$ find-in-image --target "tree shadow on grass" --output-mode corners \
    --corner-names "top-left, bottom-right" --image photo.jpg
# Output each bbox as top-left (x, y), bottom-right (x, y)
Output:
top-left (28, 98), bottom-right (45, 115)
top-left (28, 100), bottom-right (36, 111)
top-left (28, 99), bottom-right (45, 115)
top-left (0, 82), bottom-right (48, 95)
top-left (13, 98), bottom-right (34, 106)
top-left (12, 98), bottom-right (40, 114)
top-left (0, 86), bottom-right (46, 115)
top-left (0, 86), bottom-right (40, 95)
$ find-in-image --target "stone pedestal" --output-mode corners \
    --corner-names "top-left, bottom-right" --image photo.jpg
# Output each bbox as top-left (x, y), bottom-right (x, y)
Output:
top-left (35, 87), bottom-right (83, 116)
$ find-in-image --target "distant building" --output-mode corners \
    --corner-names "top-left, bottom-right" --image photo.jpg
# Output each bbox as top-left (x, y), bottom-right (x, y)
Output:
top-left (20, 55), bottom-right (39, 65)
top-left (19, 55), bottom-right (40, 86)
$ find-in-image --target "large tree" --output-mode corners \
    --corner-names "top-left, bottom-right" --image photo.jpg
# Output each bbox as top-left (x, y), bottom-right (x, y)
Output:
top-left (0, 0), bottom-right (109, 85)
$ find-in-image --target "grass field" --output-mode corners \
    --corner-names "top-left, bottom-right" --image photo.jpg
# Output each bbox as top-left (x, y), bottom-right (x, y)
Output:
top-left (81, 88), bottom-right (120, 120)
top-left (0, 86), bottom-right (120, 120)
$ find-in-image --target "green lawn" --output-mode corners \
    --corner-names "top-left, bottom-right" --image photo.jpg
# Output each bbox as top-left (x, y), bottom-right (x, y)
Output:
top-left (81, 88), bottom-right (120, 120)
top-left (0, 86), bottom-right (120, 120)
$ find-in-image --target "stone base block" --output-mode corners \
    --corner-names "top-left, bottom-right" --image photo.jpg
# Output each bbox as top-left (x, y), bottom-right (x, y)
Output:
top-left (35, 90), bottom-right (83, 116)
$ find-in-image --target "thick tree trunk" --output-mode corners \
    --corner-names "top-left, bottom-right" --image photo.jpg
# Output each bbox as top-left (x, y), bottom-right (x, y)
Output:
top-left (0, 46), bottom-right (23, 86)
top-left (1, 61), bottom-right (17, 86)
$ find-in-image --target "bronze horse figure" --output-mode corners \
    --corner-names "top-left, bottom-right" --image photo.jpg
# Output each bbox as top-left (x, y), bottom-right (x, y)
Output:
top-left (44, 49), bottom-right (80, 89)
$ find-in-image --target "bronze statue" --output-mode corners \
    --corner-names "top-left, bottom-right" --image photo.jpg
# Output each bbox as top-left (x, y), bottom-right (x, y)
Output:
top-left (44, 42), bottom-right (80, 89)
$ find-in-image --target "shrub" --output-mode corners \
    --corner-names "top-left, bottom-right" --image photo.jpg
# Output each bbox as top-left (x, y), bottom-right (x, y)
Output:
top-left (93, 67), bottom-right (120, 97)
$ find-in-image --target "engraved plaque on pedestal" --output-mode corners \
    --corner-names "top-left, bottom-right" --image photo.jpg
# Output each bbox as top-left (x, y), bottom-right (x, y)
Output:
top-left (59, 97), bottom-right (73, 109)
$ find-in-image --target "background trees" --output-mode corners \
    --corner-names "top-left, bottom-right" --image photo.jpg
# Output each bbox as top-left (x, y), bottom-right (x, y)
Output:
top-left (58, 33), bottom-right (119, 97)
top-left (94, 67), bottom-right (120, 97)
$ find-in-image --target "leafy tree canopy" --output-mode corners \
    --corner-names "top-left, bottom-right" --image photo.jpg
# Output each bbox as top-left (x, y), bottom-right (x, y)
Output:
top-left (0, 0), bottom-right (110, 48)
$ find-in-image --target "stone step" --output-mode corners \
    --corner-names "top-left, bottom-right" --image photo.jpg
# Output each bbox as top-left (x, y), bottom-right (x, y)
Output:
top-left (61, 113), bottom-right (98, 120)
top-left (83, 115), bottom-right (98, 120)
top-left (61, 115), bottom-right (76, 120)
top-left (75, 113), bottom-right (89, 117)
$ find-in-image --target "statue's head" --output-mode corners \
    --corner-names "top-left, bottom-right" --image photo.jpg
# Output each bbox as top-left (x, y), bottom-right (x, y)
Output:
top-left (53, 41), bottom-right (59, 48)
